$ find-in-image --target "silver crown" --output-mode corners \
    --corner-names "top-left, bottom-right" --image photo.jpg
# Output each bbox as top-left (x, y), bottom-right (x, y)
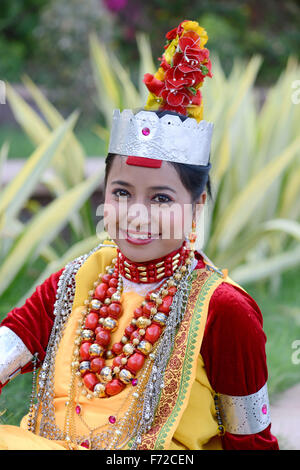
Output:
top-left (108, 109), bottom-right (213, 166)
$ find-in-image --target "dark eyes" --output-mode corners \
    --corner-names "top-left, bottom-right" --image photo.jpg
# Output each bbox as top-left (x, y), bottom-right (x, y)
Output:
top-left (112, 189), bottom-right (129, 198)
top-left (112, 189), bottom-right (173, 204)
top-left (152, 194), bottom-right (172, 204)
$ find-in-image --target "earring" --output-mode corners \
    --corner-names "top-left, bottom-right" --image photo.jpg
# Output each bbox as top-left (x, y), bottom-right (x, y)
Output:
top-left (188, 219), bottom-right (197, 251)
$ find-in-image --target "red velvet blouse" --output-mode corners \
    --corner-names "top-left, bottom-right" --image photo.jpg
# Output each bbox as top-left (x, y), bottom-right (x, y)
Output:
top-left (0, 252), bottom-right (279, 450)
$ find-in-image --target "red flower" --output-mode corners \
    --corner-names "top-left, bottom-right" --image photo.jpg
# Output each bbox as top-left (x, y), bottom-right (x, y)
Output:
top-left (165, 67), bottom-right (194, 89)
top-left (179, 31), bottom-right (202, 51)
top-left (165, 21), bottom-right (185, 41)
top-left (143, 73), bottom-right (164, 96)
top-left (159, 56), bottom-right (171, 72)
top-left (165, 27), bottom-right (178, 41)
top-left (174, 48), bottom-right (210, 74)
top-left (161, 88), bottom-right (190, 107)
top-left (205, 58), bottom-right (213, 78)
top-left (144, 22), bottom-right (212, 117)
top-left (189, 88), bottom-right (202, 106)
top-left (160, 86), bottom-right (202, 114)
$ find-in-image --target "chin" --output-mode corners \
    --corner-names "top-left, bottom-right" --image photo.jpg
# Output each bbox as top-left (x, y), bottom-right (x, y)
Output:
top-left (115, 239), bottom-right (159, 262)
top-left (114, 237), bottom-right (183, 263)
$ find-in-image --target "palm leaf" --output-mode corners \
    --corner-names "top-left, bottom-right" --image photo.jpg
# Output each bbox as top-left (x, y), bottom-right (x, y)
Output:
top-left (89, 33), bottom-right (120, 125)
top-left (231, 245), bottom-right (300, 284)
top-left (21, 74), bottom-right (85, 184)
top-left (210, 135), bottom-right (300, 254)
top-left (0, 111), bottom-right (79, 223)
top-left (0, 141), bottom-right (9, 187)
top-left (0, 167), bottom-right (105, 295)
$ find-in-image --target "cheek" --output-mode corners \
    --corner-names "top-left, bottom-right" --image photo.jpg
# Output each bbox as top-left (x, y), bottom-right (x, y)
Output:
top-left (156, 204), bottom-right (192, 238)
top-left (103, 194), bottom-right (130, 234)
top-left (103, 195), bottom-right (120, 233)
top-left (182, 204), bottom-right (193, 234)
top-left (172, 207), bottom-right (192, 237)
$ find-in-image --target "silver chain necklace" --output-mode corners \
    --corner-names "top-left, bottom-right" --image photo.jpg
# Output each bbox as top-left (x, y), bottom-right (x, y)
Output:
top-left (29, 243), bottom-right (195, 449)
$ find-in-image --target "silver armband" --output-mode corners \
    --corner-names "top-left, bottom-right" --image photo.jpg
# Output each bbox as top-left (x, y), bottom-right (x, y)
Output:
top-left (218, 383), bottom-right (271, 435)
top-left (0, 326), bottom-right (33, 384)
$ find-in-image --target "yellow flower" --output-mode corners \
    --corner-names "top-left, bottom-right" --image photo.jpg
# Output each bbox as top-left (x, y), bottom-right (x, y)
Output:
top-left (145, 92), bottom-right (162, 111)
top-left (181, 21), bottom-right (208, 48)
top-left (154, 67), bottom-right (165, 81)
top-left (187, 102), bottom-right (204, 123)
top-left (164, 36), bottom-right (179, 64)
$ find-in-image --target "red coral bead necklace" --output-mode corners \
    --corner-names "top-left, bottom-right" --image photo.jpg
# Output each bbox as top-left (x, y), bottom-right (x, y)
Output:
top-left (73, 241), bottom-right (192, 399)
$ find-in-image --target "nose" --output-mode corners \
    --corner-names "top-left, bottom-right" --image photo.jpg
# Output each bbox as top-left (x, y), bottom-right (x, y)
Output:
top-left (126, 202), bottom-right (151, 232)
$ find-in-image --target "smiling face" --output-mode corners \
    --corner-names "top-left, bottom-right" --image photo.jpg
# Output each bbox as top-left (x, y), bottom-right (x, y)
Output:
top-left (103, 155), bottom-right (206, 262)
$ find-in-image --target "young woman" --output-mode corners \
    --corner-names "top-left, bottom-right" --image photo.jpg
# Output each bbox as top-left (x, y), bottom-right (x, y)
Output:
top-left (0, 21), bottom-right (279, 450)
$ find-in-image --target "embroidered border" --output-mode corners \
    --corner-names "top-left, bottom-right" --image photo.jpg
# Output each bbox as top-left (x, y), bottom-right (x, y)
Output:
top-left (137, 268), bottom-right (221, 449)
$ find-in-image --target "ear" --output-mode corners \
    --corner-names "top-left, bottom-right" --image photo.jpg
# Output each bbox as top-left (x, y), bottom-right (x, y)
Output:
top-left (192, 190), bottom-right (207, 220)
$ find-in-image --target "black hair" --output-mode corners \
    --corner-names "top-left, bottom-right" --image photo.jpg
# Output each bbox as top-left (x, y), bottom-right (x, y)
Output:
top-left (104, 109), bottom-right (213, 204)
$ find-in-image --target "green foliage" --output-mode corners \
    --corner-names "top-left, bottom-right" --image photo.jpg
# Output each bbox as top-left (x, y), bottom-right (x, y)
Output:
top-left (246, 264), bottom-right (300, 397)
top-left (29, 0), bottom-right (114, 123)
top-left (105, 0), bottom-right (300, 86)
top-left (0, 80), bottom-right (107, 306)
top-left (0, 371), bottom-right (32, 426)
top-left (0, 0), bottom-right (49, 80)
top-left (1, 1), bottom-right (299, 121)
top-left (0, 125), bottom-right (106, 159)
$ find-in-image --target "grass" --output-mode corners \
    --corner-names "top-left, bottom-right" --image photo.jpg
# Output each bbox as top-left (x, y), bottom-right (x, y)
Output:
top-left (1, 256), bottom-right (300, 426)
top-left (0, 125), bottom-right (107, 158)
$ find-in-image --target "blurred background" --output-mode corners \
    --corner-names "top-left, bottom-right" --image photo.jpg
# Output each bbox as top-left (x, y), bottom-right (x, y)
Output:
top-left (0, 0), bottom-right (300, 448)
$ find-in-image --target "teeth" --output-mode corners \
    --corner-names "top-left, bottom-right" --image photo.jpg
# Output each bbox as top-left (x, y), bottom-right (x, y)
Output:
top-left (128, 233), bottom-right (149, 240)
top-left (127, 232), bottom-right (160, 240)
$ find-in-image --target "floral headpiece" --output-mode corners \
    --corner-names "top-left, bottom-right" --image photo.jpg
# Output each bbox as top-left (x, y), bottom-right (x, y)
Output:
top-left (108, 20), bottom-right (214, 168)
top-left (144, 20), bottom-right (213, 122)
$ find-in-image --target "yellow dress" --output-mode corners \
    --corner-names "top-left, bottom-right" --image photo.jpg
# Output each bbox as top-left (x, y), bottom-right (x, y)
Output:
top-left (0, 241), bottom-right (237, 450)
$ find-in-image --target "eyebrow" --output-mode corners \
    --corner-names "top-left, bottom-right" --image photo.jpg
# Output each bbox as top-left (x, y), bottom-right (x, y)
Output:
top-left (111, 180), bottom-right (177, 194)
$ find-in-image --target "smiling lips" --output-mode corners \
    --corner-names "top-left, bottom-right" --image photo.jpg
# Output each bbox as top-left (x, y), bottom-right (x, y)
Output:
top-left (120, 229), bottom-right (160, 245)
